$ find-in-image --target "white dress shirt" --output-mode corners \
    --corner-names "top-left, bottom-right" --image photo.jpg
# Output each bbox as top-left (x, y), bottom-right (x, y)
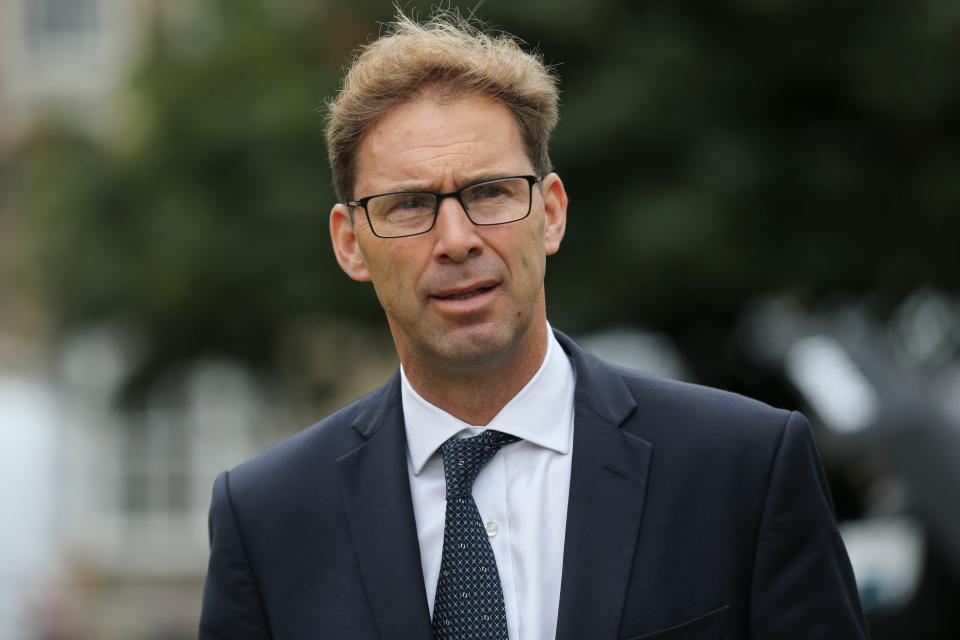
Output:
top-left (401, 329), bottom-right (576, 640)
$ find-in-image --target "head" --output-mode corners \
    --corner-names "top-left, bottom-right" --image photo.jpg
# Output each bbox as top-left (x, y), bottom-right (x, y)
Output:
top-left (326, 12), bottom-right (567, 381)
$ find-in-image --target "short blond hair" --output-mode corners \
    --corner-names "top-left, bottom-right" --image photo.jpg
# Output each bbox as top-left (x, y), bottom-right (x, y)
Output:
top-left (325, 11), bottom-right (560, 202)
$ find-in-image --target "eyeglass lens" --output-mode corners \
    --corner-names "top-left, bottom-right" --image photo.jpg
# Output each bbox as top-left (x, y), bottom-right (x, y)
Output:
top-left (366, 177), bottom-right (532, 237)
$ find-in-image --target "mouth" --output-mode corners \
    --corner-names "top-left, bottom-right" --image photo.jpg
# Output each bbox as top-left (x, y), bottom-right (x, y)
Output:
top-left (430, 282), bottom-right (499, 302)
top-left (434, 285), bottom-right (496, 301)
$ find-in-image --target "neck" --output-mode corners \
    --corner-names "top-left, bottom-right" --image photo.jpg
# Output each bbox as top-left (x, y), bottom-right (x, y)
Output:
top-left (402, 321), bottom-right (550, 426)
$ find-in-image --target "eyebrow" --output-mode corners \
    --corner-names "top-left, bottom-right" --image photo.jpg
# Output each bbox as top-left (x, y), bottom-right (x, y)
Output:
top-left (387, 171), bottom-right (527, 193)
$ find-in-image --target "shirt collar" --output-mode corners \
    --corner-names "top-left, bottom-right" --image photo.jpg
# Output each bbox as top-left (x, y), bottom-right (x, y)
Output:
top-left (401, 327), bottom-right (574, 474)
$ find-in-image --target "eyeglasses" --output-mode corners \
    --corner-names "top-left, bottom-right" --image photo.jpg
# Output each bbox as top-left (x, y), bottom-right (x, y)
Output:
top-left (346, 175), bottom-right (541, 239)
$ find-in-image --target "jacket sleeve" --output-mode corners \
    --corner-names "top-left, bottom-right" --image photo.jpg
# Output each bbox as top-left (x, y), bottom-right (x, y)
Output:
top-left (199, 471), bottom-right (273, 639)
top-left (749, 411), bottom-right (870, 638)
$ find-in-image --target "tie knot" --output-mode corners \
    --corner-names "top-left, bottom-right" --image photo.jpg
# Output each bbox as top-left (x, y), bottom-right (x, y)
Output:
top-left (440, 430), bottom-right (519, 498)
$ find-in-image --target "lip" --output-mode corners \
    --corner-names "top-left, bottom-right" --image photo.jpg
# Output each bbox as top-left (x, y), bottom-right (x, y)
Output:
top-left (430, 280), bottom-right (500, 299)
top-left (429, 281), bottom-right (500, 314)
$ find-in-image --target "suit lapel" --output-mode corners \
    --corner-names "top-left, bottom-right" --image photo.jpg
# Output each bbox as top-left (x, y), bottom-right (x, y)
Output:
top-left (337, 374), bottom-right (433, 640)
top-left (554, 332), bottom-right (654, 640)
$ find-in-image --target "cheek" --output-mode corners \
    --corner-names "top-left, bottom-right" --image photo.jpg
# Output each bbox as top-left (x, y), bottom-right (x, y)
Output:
top-left (365, 246), bottom-right (425, 311)
top-left (522, 253), bottom-right (547, 287)
top-left (372, 263), bottom-right (406, 307)
top-left (516, 231), bottom-right (547, 280)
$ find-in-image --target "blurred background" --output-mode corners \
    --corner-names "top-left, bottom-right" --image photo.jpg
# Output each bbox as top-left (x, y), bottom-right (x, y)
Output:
top-left (2, 0), bottom-right (959, 637)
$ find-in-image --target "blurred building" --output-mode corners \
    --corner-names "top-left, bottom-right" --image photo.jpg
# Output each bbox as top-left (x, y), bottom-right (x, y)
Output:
top-left (0, 0), bottom-right (144, 340)
top-left (1, 333), bottom-right (264, 639)
top-left (0, 1), bottom-right (261, 638)
top-left (0, 0), bottom-right (149, 149)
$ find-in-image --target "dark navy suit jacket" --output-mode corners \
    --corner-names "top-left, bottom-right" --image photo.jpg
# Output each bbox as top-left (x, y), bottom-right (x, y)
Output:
top-left (199, 331), bottom-right (869, 639)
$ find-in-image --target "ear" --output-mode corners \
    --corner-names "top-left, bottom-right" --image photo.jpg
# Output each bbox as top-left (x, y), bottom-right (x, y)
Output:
top-left (540, 172), bottom-right (568, 256)
top-left (330, 203), bottom-right (372, 282)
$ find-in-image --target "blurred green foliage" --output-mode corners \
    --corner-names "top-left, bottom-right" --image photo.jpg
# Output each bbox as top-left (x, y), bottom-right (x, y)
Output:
top-left (18, 0), bottom-right (960, 387)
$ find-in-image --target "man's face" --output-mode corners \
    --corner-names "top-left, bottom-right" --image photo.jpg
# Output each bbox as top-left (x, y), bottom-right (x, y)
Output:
top-left (330, 93), bottom-right (567, 375)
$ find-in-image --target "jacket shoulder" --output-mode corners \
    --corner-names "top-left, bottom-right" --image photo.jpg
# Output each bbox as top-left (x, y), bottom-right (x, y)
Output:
top-left (225, 373), bottom-right (400, 495)
top-left (619, 365), bottom-right (790, 432)
top-left (556, 328), bottom-right (792, 442)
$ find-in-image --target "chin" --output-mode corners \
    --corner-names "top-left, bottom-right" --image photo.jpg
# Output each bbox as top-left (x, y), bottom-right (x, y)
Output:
top-left (432, 321), bottom-right (525, 367)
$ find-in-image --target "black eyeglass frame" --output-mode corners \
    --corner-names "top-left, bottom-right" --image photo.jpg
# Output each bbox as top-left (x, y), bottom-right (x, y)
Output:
top-left (345, 174), bottom-right (543, 239)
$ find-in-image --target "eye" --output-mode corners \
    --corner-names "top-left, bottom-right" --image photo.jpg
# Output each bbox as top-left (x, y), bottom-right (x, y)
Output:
top-left (470, 184), bottom-right (510, 200)
top-left (385, 194), bottom-right (433, 214)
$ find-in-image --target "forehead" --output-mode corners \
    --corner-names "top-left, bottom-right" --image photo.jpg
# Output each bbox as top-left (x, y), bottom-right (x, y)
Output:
top-left (355, 93), bottom-right (529, 193)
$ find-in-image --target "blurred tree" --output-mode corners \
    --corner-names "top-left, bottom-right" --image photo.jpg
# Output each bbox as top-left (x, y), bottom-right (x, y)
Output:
top-left (19, 0), bottom-right (960, 392)
top-left (21, 0), bottom-right (383, 395)
top-left (532, 0), bottom-right (960, 332)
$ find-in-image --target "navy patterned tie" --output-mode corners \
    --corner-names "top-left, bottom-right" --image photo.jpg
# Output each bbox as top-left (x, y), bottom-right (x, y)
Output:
top-left (432, 430), bottom-right (520, 640)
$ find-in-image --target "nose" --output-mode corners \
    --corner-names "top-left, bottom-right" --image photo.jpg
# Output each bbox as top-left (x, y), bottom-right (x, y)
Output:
top-left (431, 196), bottom-right (483, 263)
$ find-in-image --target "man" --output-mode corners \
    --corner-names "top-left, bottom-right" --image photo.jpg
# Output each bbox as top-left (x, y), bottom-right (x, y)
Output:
top-left (200, 12), bottom-right (869, 640)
